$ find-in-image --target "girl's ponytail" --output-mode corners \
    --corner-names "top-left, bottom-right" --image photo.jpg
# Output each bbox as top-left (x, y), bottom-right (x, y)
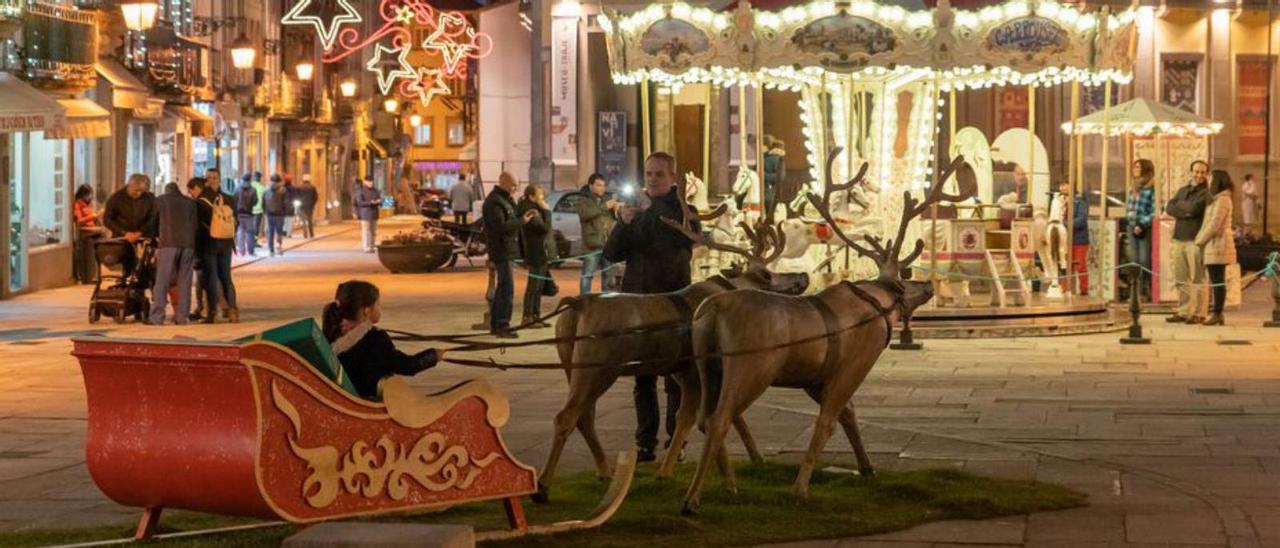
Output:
top-left (321, 280), bottom-right (381, 342)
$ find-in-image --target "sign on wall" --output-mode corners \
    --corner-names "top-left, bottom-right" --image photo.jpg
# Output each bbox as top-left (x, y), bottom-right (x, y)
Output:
top-left (997, 87), bottom-right (1028, 135)
top-left (551, 15), bottom-right (579, 165)
top-left (1161, 55), bottom-right (1200, 114)
top-left (597, 111), bottom-right (627, 182)
top-left (1237, 55), bottom-right (1272, 157)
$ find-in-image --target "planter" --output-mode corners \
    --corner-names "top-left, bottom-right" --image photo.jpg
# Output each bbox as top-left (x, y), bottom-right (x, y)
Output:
top-left (376, 240), bottom-right (454, 273)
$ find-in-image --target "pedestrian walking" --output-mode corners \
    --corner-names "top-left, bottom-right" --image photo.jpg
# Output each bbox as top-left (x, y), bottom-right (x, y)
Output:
top-left (192, 174), bottom-right (240, 323)
top-left (603, 151), bottom-right (701, 463)
top-left (1126, 159), bottom-right (1156, 301)
top-left (322, 280), bottom-right (443, 400)
top-left (517, 184), bottom-right (554, 327)
top-left (296, 174), bottom-right (319, 239)
top-left (234, 177), bottom-right (259, 256)
top-left (265, 174), bottom-right (289, 256)
top-left (483, 172), bottom-right (540, 338)
top-left (1165, 160), bottom-right (1212, 324)
top-left (576, 173), bottom-right (619, 294)
top-left (251, 171), bottom-right (266, 244)
top-left (449, 173), bottom-right (476, 224)
top-left (1197, 170), bottom-right (1238, 326)
top-left (354, 178), bottom-right (383, 253)
top-left (149, 181), bottom-right (198, 325)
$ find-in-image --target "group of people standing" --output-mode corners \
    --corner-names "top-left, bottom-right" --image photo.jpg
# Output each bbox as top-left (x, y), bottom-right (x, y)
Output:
top-left (232, 172), bottom-right (320, 257)
top-left (480, 152), bottom-right (695, 461)
top-left (1126, 159), bottom-right (1239, 325)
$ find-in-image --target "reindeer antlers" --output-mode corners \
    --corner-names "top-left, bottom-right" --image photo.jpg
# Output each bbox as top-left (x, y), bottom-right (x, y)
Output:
top-left (805, 147), bottom-right (977, 279)
top-left (664, 185), bottom-right (788, 269)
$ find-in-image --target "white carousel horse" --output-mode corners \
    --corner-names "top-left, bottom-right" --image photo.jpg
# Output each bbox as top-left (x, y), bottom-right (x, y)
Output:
top-left (1032, 193), bottom-right (1070, 300)
top-left (685, 172), bottom-right (709, 212)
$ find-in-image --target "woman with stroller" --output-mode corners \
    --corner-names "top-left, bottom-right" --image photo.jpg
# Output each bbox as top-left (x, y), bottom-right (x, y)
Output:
top-left (322, 280), bottom-right (442, 400)
top-left (1196, 170), bottom-right (1238, 326)
top-left (517, 184), bottom-right (554, 327)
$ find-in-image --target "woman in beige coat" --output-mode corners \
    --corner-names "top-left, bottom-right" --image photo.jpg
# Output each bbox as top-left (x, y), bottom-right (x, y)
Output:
top-left (1195, 170), bottom-right (1237, 326)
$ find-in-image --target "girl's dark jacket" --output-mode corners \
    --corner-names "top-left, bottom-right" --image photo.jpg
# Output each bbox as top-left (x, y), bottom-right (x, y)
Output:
top-left (516, 197), bottom-right (552, 266)
top-left (330, 322), bottom-right (438, 401)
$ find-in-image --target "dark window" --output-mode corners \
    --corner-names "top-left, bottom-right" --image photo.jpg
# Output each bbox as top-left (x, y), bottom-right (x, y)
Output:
top-left (553, 193), bottom-right (581, 214)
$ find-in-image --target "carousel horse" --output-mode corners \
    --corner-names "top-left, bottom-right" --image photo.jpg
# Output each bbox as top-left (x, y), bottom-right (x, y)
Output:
top-left (1033, 192), bottom-right (1070, 299)
top-left (732, 165), bottom-right (761, 220)
top-left (685, 172), bottom-right (709, 212)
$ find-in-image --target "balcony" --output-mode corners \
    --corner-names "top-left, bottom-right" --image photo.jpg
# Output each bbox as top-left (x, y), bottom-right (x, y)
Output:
top-left (0, 0), bottom-right (21, 30)
top-left (22, 1), bottom-right (98, 89)
top-left (124, 20), bottom-right (211, 99)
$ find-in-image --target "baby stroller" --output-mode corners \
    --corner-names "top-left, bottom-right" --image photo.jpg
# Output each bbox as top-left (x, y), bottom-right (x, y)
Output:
top-left (89, 238), bottom-right (155, 324)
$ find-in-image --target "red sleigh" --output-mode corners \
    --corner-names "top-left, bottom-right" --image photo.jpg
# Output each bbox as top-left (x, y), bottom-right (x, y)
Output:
top-left (72, 325), bottom-right (543, 540)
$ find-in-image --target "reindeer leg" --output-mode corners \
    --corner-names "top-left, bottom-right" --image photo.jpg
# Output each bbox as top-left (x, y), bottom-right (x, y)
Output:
top-left (658, 369), bottom-right (701, 480)
top-left (576, 403), bottom-right (612, 480)
top-left (836, 404), bottom-right (875, 477)
top-left (683, 365), bottom-right (770, 515)
top-left (681, 404), bottom-right (733, 516)
top-left (536, 373), bottom-right (615, 503)
top-left (794, 387), bottom-right (844, 499)
top-left (731, 414), bottom-right (764, 464)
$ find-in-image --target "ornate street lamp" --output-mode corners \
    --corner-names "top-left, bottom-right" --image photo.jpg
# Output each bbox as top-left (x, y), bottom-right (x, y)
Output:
top-left (384, 98), bottom-right (399, 113)
top-left (230, 33), bottom-right (256, 69)
top-left (409, 114), bottom-right (422, 127)
top-left (120, 0), bottom-right (159, 32)
top-left (295, 62), bottom-right (314, 81)
top-left (340, 79), bottom-right (357, 97)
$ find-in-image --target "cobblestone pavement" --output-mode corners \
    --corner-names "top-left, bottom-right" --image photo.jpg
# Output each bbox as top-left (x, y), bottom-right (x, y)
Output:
top-left (1, 216), bottom-right (1278, 547)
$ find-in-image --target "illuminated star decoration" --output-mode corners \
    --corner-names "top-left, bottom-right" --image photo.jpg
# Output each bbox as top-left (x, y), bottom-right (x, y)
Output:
top-left (366, 43), bottom-right (415, 95)
top-left (402, 67), bottom-right (450, 108)
top-left (422, 12), bottom-right (480, 78)
top-left (283, 0), bottom-right (363, 51)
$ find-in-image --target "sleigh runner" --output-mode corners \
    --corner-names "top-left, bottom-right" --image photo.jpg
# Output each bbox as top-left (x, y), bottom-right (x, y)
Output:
top-left (72, 320), bottom-right (632, 541)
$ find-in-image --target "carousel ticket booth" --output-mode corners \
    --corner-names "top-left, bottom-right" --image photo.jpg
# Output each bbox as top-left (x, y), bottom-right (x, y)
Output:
top-left (601, 0), bottom-right (1139, 337)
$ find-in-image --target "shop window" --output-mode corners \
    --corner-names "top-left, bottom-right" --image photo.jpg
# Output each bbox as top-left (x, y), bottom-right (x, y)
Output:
top-left (446, 117), bottom-right (464, 147)
top-left (414, 122), bottom-right (433, 146)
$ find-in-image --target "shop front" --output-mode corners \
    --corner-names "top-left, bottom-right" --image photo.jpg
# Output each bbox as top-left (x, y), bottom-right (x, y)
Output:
top-left (0, 73), bottom-right (67, 296)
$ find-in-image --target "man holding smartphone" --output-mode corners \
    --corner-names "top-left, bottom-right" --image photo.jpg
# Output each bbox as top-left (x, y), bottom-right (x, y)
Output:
top-left (603, 151), bottom-right (701, 462)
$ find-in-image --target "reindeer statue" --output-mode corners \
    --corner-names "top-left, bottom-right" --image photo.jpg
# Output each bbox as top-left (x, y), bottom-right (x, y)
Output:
top-left (678, 149), bottom-right (977, 515)
top-left (536, 208), bottom-right (809, 502)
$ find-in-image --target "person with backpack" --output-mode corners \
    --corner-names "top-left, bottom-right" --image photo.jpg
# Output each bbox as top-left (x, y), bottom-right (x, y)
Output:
top-left (234, 176), bottom-right (259, 256)
top-left (265, 174), bottom-right (289, 256)
top-left (188, 176), bottom-right (239, 323)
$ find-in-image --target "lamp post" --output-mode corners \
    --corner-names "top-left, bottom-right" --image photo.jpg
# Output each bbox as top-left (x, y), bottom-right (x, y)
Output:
top-left (120, 0), bottom-right (159, 32)
top-left (295, 62), bottom-right (314, 81)
top-left (230, 33), bottom-right (256, 70)
top-left (340, 79), bottom-right (357, 98)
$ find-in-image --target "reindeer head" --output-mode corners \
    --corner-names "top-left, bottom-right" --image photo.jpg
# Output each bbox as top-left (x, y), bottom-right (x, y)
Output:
top-left (807, 147), bottom-right (977, 314)
top-left (665, 191), bottom-right (810, 296)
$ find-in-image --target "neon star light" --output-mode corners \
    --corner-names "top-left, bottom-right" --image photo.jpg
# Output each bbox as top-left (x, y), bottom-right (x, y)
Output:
top-left (282, 0), bottom-right (362, 52)
top-left (421, 11), bottom-right (492, 78)
top-left (367, 43), bottom-right (416, 95)
top-left (401, 67), bottom-right (451, 108)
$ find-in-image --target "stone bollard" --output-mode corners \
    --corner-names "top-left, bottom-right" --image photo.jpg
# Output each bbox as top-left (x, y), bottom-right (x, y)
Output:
top-left (1121, 266), bottom-right (1151, 344)
top-left (890, 314), bottom-right (924, 351)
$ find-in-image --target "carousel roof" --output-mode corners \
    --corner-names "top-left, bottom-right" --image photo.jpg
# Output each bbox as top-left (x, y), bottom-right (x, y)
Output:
top-left (1061, 97), bottom-right (1224, 137)
top-left (599, 0), bottom-right (1137, 90)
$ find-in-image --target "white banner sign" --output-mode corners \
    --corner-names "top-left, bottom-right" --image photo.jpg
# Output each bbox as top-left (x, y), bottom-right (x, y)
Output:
top-left (550, 15), bottom-right (578, 165)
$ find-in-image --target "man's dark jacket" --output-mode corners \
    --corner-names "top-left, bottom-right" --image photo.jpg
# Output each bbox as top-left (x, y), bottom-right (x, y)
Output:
top-left (353, 184), bottom-right (382, 222)
top-left (603, 187), bottom-right (700, 294)
top-left (296, 182), bottom-right (319, 213)
top-left (265, 182), bottom-right (290, 216)
top-left (195, 185), bottom-right (235, 255)
top-left (1165, 182), bottom-right (1211, 241)
top-left (102, 188), bottom-right (158, 238)
top-left (155, 183), bottom-right (198, 249)
top-left (483, 186), bottom-right (523, 261)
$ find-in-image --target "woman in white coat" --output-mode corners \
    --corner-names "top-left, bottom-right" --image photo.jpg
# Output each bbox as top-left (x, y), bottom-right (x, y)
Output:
top-left (1195, 170), bottom-right (1238, 326)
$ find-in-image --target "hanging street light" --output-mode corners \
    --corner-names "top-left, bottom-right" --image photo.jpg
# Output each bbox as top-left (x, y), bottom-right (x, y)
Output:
top-left (230, 33), bottom-right (256, 69)
top-left (295, 62), bottom-right (314, 81)
top-left (120, 0), bottom-right (159, 32)
top-left (340, 79), bottom-right (357, 97)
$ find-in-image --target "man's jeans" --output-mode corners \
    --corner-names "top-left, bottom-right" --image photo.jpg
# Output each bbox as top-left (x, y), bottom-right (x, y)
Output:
top-left (635, 374), bottom-right (681, 452)
top-left (150, 247), bottom-right (196, 324)
top-left (202, 249), bottom-right (236, 314)
top-left (360, 220), bottom-right (377, 251)
top-left (236, 214), bottom-right (257, 255)
top-left (1172, 239), bottom-right (1208, 317)
top-left (579, 252), bottom-right (612, 295)
top-left (489, 259), bottom-right (515, 331)
top-left (267, 215), bottom-right (287, 254)
top-left (299, 208), bottom-right (315, 238)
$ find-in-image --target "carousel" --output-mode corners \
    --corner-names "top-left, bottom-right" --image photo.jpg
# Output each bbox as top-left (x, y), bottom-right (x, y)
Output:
top-left (599, 0), bottom-right (1141, 337)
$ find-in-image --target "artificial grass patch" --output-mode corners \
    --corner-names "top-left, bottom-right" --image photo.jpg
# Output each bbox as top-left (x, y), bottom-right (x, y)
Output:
top-left (0, 462), bottom-right (1084, 547)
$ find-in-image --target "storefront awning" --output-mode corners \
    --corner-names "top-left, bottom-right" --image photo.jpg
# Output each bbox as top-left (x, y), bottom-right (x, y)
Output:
top-left (367, 138), bottom-right (389, 159)
top-left (95, 60), bottom-right (149, 110)
top-left (166, 105), bottom-right (213, 138)
top-left (133, 98), bottom-right (166, 120)
top-left (46, 98), bottom-right (111, 139)
top-left (0, 73), bottom-right (65, 135)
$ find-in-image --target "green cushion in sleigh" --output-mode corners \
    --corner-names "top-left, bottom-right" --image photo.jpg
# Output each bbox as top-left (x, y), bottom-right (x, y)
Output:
top-left (237, 318), bottom-right (361, 397)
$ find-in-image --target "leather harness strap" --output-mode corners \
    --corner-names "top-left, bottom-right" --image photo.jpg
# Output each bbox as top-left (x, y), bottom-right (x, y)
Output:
top-left (842, 282), bottom-right (894, 349)
top-left (706, 275), bottom-right (736, 291)
top-left (808, 296), bottom-right (844, 370)
top-left (664, 293), bottom-right (694, 320)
